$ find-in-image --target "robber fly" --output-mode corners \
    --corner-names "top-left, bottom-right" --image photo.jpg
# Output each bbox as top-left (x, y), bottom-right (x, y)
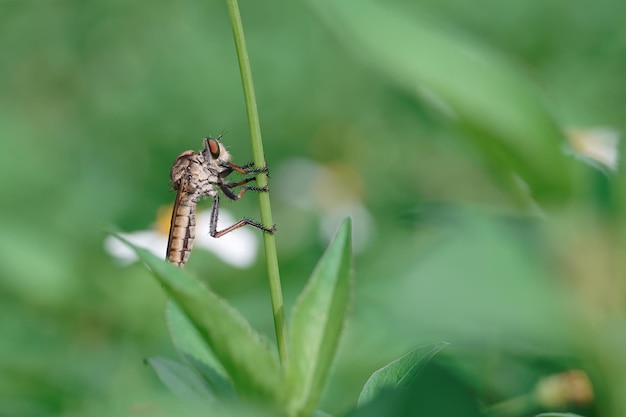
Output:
top-left (166, 136), bottom-right (275, 267)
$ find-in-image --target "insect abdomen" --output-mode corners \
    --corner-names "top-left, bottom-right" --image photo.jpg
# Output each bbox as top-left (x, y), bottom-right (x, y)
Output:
top-left (166, 196), bottom-right (196, 267)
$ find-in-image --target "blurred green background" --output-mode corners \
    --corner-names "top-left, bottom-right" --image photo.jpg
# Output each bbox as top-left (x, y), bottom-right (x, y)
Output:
top-left (2, 0), bottom-right (626, 416)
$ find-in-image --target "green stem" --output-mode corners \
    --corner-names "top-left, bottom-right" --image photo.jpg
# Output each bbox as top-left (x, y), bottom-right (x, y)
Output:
top-left (226, 0), bottom-right (287, 364)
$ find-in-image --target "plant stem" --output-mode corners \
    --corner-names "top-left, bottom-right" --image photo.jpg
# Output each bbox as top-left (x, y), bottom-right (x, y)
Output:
top-left (226, 0), bottom-right (287, 364)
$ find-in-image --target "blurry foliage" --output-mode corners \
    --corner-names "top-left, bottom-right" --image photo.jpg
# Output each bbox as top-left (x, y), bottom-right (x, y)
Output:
top-left (1, 0), bottom-right (626, 416)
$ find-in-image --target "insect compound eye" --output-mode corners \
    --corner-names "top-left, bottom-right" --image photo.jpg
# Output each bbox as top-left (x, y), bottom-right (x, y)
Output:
top-left (205, 137), bottom-right (221, 159)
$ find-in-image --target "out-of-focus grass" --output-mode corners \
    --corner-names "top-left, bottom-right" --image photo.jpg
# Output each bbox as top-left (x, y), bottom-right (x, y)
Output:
top-left (1, 0), bottom-right (626, 415)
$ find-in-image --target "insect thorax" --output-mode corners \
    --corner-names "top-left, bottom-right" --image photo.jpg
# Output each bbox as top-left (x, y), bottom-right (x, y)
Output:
top-left (170, 151), bottom-right (221, 199)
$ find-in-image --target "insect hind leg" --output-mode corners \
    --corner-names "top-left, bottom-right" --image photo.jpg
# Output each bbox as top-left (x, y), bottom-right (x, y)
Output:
top-left (213, 217), bottom-right (276, 238)
top-left (209, 193), bottom-right (275, 238)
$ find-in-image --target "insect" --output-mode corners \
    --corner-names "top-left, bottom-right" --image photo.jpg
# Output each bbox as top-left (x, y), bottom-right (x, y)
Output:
top-left (166, 136), bottom-right (275, 267)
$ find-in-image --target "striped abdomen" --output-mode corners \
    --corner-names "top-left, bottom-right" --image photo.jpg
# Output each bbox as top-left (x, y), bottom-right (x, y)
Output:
top-left (166, 193), bottom-right (197, 267)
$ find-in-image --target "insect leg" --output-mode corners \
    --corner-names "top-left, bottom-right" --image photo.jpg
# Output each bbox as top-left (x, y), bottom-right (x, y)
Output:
top-left (209, 194), bottom-right (221, 238)
top-left (225, 177), bottom-right (256, 187)
top-left (213, 217), bottom-right (276, 238)
top-left (219, 181), bottom-right (268, 201)
top-left (218, 164), bottom-right (235, 178)
top-left (210, 187), bottom-right (275, 238)
top-left (219, 161), bottom-right (269, 176)
top-left (242, 164), bottom-right (269, 175)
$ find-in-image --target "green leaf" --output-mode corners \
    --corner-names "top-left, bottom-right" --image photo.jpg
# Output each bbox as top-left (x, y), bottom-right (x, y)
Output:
top-left (357, 342), bottom-right (449, 407)
top-left (145, 356), bottom-right (215, 404)
top-left (306, 0), bottom-right (573, 205)
top-left (166, 300), bottom-right (235, 398)
top-left (313, 411), bottom-right (334, 417)
top-left (286, 218), bottom-right (354, 417)
top-left (166, 299), bottom-right (224, 372)
top-left (535, 414), bottom-right (587, 417)
top-left (183, 353), bottom-right (236, 399)
top-left (116, 236), bottom-right (285, 407)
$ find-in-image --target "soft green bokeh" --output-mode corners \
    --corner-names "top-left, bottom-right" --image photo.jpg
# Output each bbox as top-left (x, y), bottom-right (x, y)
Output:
top-left (2, 0), bottom-right (625, 416)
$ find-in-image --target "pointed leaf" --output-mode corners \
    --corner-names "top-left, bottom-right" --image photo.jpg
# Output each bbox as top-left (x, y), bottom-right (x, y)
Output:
top-left (183, 352), bottom-right (236, 399)
top-left (286, 218), bottom-right (354, 416)
top-left (146, 356), bottom-right (215, 404)
top-left (166, 300), bottom-right (235, 397)
top-left (357, 342), bottom-right (449, 406)
top-left (535, 413), bottom-right (583, 417)
top-left (536, 414), bottom-right (587, 417)
top-left (166, 299), bottom-right (223, 369)
top-left (116, 236), bottom-right (285, 406)
top-left (306, 0), bottom-right (573, 204)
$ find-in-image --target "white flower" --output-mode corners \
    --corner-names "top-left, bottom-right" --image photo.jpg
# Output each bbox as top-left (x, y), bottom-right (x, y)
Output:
top-left (566, 127), bottom-right (620, 172)
top-left (104, 208), bottom-right (258, 269)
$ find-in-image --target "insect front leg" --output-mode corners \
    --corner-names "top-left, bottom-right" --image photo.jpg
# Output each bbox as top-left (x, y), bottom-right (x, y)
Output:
top-left (219, 161), bottom-right (269, 177)
top-left (241, 163), bottom-right (270, 176)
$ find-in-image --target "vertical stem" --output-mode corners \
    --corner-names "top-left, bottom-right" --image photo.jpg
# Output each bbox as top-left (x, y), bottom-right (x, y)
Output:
top-left (226, 0), bottom-right (287, 364)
